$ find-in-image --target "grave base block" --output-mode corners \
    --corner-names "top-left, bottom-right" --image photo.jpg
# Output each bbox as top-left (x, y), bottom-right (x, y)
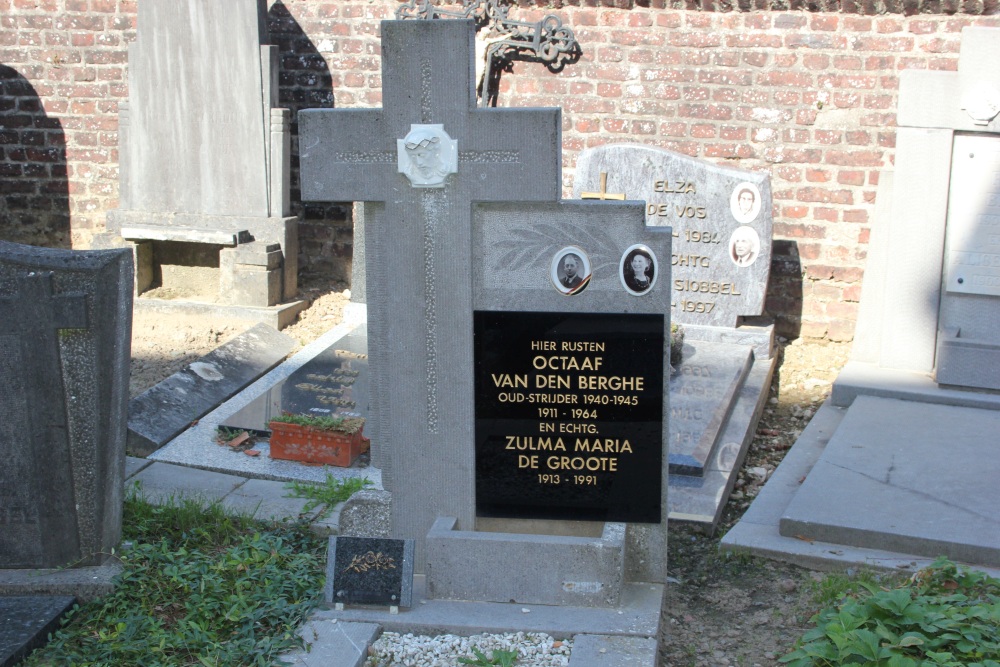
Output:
top-left (0, 564), bottom-right (121, 603)
top-left (132, 297), bottom-right (308, 332)
top-left (426, 517), bottom-right (625, 608)
top-left (313, 575), bottom-right (662, 640)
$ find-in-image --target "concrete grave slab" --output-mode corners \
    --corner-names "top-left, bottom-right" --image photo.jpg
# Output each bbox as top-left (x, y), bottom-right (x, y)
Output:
top-left (780, 396), bottom-right (1000, 567)
top-left (128, 323), bottom-right (294, 456)
top-left (129, 462), bottom-right (247, 505)
top-left (725, 26), bottom-right (1000, 575)
top-left (0, 595), bottom-right (75, 667)
top-left (149, 323), bottom-right (380, 488)
top-left (280, 620), bottom-right (380, 667)
top-left (569, 634), bottom-right (659, 667)
top-left (219, 478), bottom-right (317, 523)
top-left (721, 398), bottom-right (1000, 578)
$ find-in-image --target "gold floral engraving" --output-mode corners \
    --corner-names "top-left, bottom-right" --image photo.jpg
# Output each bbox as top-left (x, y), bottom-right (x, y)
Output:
top-left (343, 551), bottom-right (397, 574)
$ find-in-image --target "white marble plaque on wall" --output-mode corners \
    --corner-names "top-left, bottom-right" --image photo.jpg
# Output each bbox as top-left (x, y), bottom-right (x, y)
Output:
top-left (945, 134), bottom-right (1000, 297)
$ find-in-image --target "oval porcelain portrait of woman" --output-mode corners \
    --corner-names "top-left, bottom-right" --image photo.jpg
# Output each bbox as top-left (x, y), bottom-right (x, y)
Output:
top-left (619, 244), bottom-right (658, 296)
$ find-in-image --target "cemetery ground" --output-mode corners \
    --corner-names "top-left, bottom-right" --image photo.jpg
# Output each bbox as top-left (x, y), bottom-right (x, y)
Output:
top-left (122, 276), bottom-right (858, 667)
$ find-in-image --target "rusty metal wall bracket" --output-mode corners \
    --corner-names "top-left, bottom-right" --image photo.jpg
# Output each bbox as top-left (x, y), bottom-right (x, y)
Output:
top-left (395, 0), bottom-right (581, 107)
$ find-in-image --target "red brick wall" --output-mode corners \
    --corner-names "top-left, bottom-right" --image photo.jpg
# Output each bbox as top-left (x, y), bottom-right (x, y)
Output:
top-left (2, 0), bottom-right (998, 339)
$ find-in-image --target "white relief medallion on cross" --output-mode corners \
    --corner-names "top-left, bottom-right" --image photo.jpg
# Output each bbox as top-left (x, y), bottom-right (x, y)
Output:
top-left (397, 124), bottom-right (458, 188)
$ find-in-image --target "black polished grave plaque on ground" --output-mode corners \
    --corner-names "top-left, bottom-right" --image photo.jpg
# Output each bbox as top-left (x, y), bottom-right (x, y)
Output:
top-left (474, 311), bottom-right (664, 523)
top-left (325, 537), bottom-right (414, 608)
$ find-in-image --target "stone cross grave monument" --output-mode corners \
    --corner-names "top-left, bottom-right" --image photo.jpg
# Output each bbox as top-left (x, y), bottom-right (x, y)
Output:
top-left (724, 27), bottom-right (1000, 571)
top-left (101, 0), bottom-right (299, 324)
top-left (575, 146), bottom-right (777, 528)
top-left (299, 19), bottom-right (672, 609)
top-left (0, 242), bottom-right (132, 570)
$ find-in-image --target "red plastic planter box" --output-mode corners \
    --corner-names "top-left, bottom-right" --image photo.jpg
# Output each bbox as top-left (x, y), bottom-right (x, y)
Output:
top-left (268, 420), bottom-right (370, 466)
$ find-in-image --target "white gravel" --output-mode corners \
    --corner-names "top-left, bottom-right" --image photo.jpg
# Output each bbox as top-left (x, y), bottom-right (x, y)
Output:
top-left (365, 632), bottom-right (572, 667)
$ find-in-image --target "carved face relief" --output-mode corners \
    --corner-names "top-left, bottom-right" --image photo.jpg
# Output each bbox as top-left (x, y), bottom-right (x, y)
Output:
top-left (962, 83), bottom-right (1000, 126)
top-left (397, 124), bottom-right (458, 188)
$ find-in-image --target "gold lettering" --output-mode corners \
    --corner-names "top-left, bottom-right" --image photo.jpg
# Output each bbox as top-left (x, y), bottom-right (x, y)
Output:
top-left (577, 375), bottom-right (645, 391)
top-left (545, 455), bottom-right (619, 472)
top-left (531, 355), bottom-right (604, 371)
top-left (492, 373), bottom-right (528, 388)
top-left (505, 436), bottom-right (566, 451)
top-left (560, 341), bottom-right (606, 353)
top-left (575, 438), bottom-right (633, 453)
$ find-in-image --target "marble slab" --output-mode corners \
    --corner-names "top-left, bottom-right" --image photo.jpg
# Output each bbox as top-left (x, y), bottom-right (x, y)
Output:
top-left (668, 340), bottom-right (752, 476)
top-left (668, 358), bottom-right (775, 528)
top-left (221, 327), bottom-right (370, 433)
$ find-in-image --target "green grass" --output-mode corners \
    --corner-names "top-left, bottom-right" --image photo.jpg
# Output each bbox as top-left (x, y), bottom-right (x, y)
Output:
top-left (782, 557), bottom-right (1000, 667)
top-left (23, 493), bottom-right (326, 667)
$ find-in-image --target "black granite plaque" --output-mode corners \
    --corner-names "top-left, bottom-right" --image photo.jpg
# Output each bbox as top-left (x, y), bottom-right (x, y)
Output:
top-left (474, 311), bottom-right (664, 523)
top-left (0, 595), bottom-right (75, 667)
top-left (326, 537), bottom-right (414, 608)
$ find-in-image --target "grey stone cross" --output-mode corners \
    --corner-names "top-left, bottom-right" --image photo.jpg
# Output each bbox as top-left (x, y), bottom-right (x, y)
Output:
top-left (299, 19), bottom-right (560, 550)
top-left (0, 272), bottom-right (88, 566)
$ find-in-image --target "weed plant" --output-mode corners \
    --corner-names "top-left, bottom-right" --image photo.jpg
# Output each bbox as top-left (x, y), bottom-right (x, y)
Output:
top-left (23, 494), bottom-right (326, 667)
top-left (458, 647), bottom-right (519, 667)
top-left (284, 474), bottom-right (373, 520)
top-left (782, 557), bottom-right (1000, 667)
top-left (214, 426), bottom-right (245, 443)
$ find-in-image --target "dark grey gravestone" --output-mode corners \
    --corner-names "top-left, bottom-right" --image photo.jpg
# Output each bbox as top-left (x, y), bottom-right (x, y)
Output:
top-left (127, 323), bottom-right (295, 456)
top-left (104, 0), bottom-right (298, 306)
top-left (0, 595), bottom-right (75, 667)
top-left (299, 19), bottom-right (561, 568)
top-left (0, 241), bottom-right (132, 569)
top-left (325, 537), bottom-right (414, 608)
top-left (573, 144), bottom-right (772, 329)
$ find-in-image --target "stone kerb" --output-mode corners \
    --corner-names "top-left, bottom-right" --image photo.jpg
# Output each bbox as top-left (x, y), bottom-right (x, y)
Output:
top-left (0, 241), bottom-right (132, 570)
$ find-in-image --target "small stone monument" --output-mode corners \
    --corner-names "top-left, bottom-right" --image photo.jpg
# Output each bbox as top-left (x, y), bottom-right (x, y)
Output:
top-left (724, 27), bottom-right (1000, 571)
top-left (0, 241), bottom-right (132, 570)
top-left (298, 20), bottom-right (667, 639)
top-left (574, 146), bottom-right (777, 527)
top-left (100, 0), bottom-right (300, 326)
